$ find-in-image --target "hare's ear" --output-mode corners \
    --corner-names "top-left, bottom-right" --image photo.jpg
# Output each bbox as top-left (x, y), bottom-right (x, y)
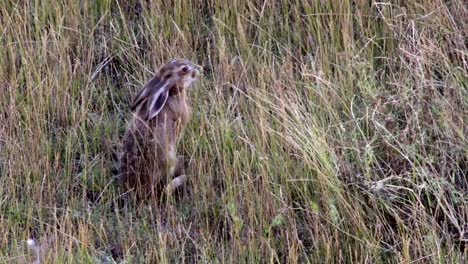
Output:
top-left (147, 88), bottom-right (169, 120)
top-left (146, 76), bottom-right (176, 120)
top-left (130, 76), bottom-right (161, 112)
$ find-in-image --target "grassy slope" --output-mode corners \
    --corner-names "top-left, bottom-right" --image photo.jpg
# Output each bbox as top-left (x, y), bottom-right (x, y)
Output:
top-left (0, 0), bottom-right (466, 263)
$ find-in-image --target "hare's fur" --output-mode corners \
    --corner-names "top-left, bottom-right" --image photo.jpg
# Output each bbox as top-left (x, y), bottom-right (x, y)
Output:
top-left (118, 59), bottom-right (199, 199)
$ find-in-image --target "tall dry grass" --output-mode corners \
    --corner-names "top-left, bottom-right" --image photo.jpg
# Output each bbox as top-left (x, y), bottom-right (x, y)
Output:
top-left (0, 0), bottom-right (466, 263)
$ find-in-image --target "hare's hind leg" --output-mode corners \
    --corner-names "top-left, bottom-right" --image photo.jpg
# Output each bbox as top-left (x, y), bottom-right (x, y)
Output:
top-left (165, 175), bottom-right (187, 194)
top-left (165, 156), bottom-right (187, 194)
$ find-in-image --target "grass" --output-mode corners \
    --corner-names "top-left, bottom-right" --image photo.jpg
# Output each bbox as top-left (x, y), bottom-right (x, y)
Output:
top-left (0, 0), bottom-right (466, 263)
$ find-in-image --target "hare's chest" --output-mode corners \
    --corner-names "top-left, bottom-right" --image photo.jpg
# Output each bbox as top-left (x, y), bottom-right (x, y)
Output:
top-left (168, 95), bottom-right (191, 124)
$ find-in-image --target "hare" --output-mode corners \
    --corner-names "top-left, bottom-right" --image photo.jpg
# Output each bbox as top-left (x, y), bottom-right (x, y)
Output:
top-left (118, 59), bottom-right (201, 199)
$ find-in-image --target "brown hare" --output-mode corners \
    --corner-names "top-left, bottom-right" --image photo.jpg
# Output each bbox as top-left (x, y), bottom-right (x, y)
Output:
top-left (118, 59), bottom-right (201, 200)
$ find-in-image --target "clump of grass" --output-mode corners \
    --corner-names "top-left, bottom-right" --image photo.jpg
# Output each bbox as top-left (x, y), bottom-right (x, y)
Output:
top-left (1, 0), bottom-right (466, 263)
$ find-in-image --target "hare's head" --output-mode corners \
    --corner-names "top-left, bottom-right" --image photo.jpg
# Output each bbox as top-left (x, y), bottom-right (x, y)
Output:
top-left (130, 59), bottom-right (201, 120)
top-left (159, 59), bottom-right (202, 89)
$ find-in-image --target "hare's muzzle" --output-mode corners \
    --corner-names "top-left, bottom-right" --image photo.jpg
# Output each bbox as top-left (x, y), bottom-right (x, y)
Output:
top-left (192, 65), bottom-right (202, 78)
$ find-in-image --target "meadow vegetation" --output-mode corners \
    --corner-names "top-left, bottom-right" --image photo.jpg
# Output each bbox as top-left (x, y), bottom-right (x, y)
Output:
top-left (0, 0), bottom-right (466, 263)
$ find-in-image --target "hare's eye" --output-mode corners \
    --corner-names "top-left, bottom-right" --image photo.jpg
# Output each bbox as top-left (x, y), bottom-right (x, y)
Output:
top-left (181, 66), bottom-right (189, 74)
top-left (164, 73), bottom-right (172, 79)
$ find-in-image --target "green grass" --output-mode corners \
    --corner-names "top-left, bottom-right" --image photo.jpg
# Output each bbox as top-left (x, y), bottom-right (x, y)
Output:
top-left (1, 0), bottom-right (466, 263)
